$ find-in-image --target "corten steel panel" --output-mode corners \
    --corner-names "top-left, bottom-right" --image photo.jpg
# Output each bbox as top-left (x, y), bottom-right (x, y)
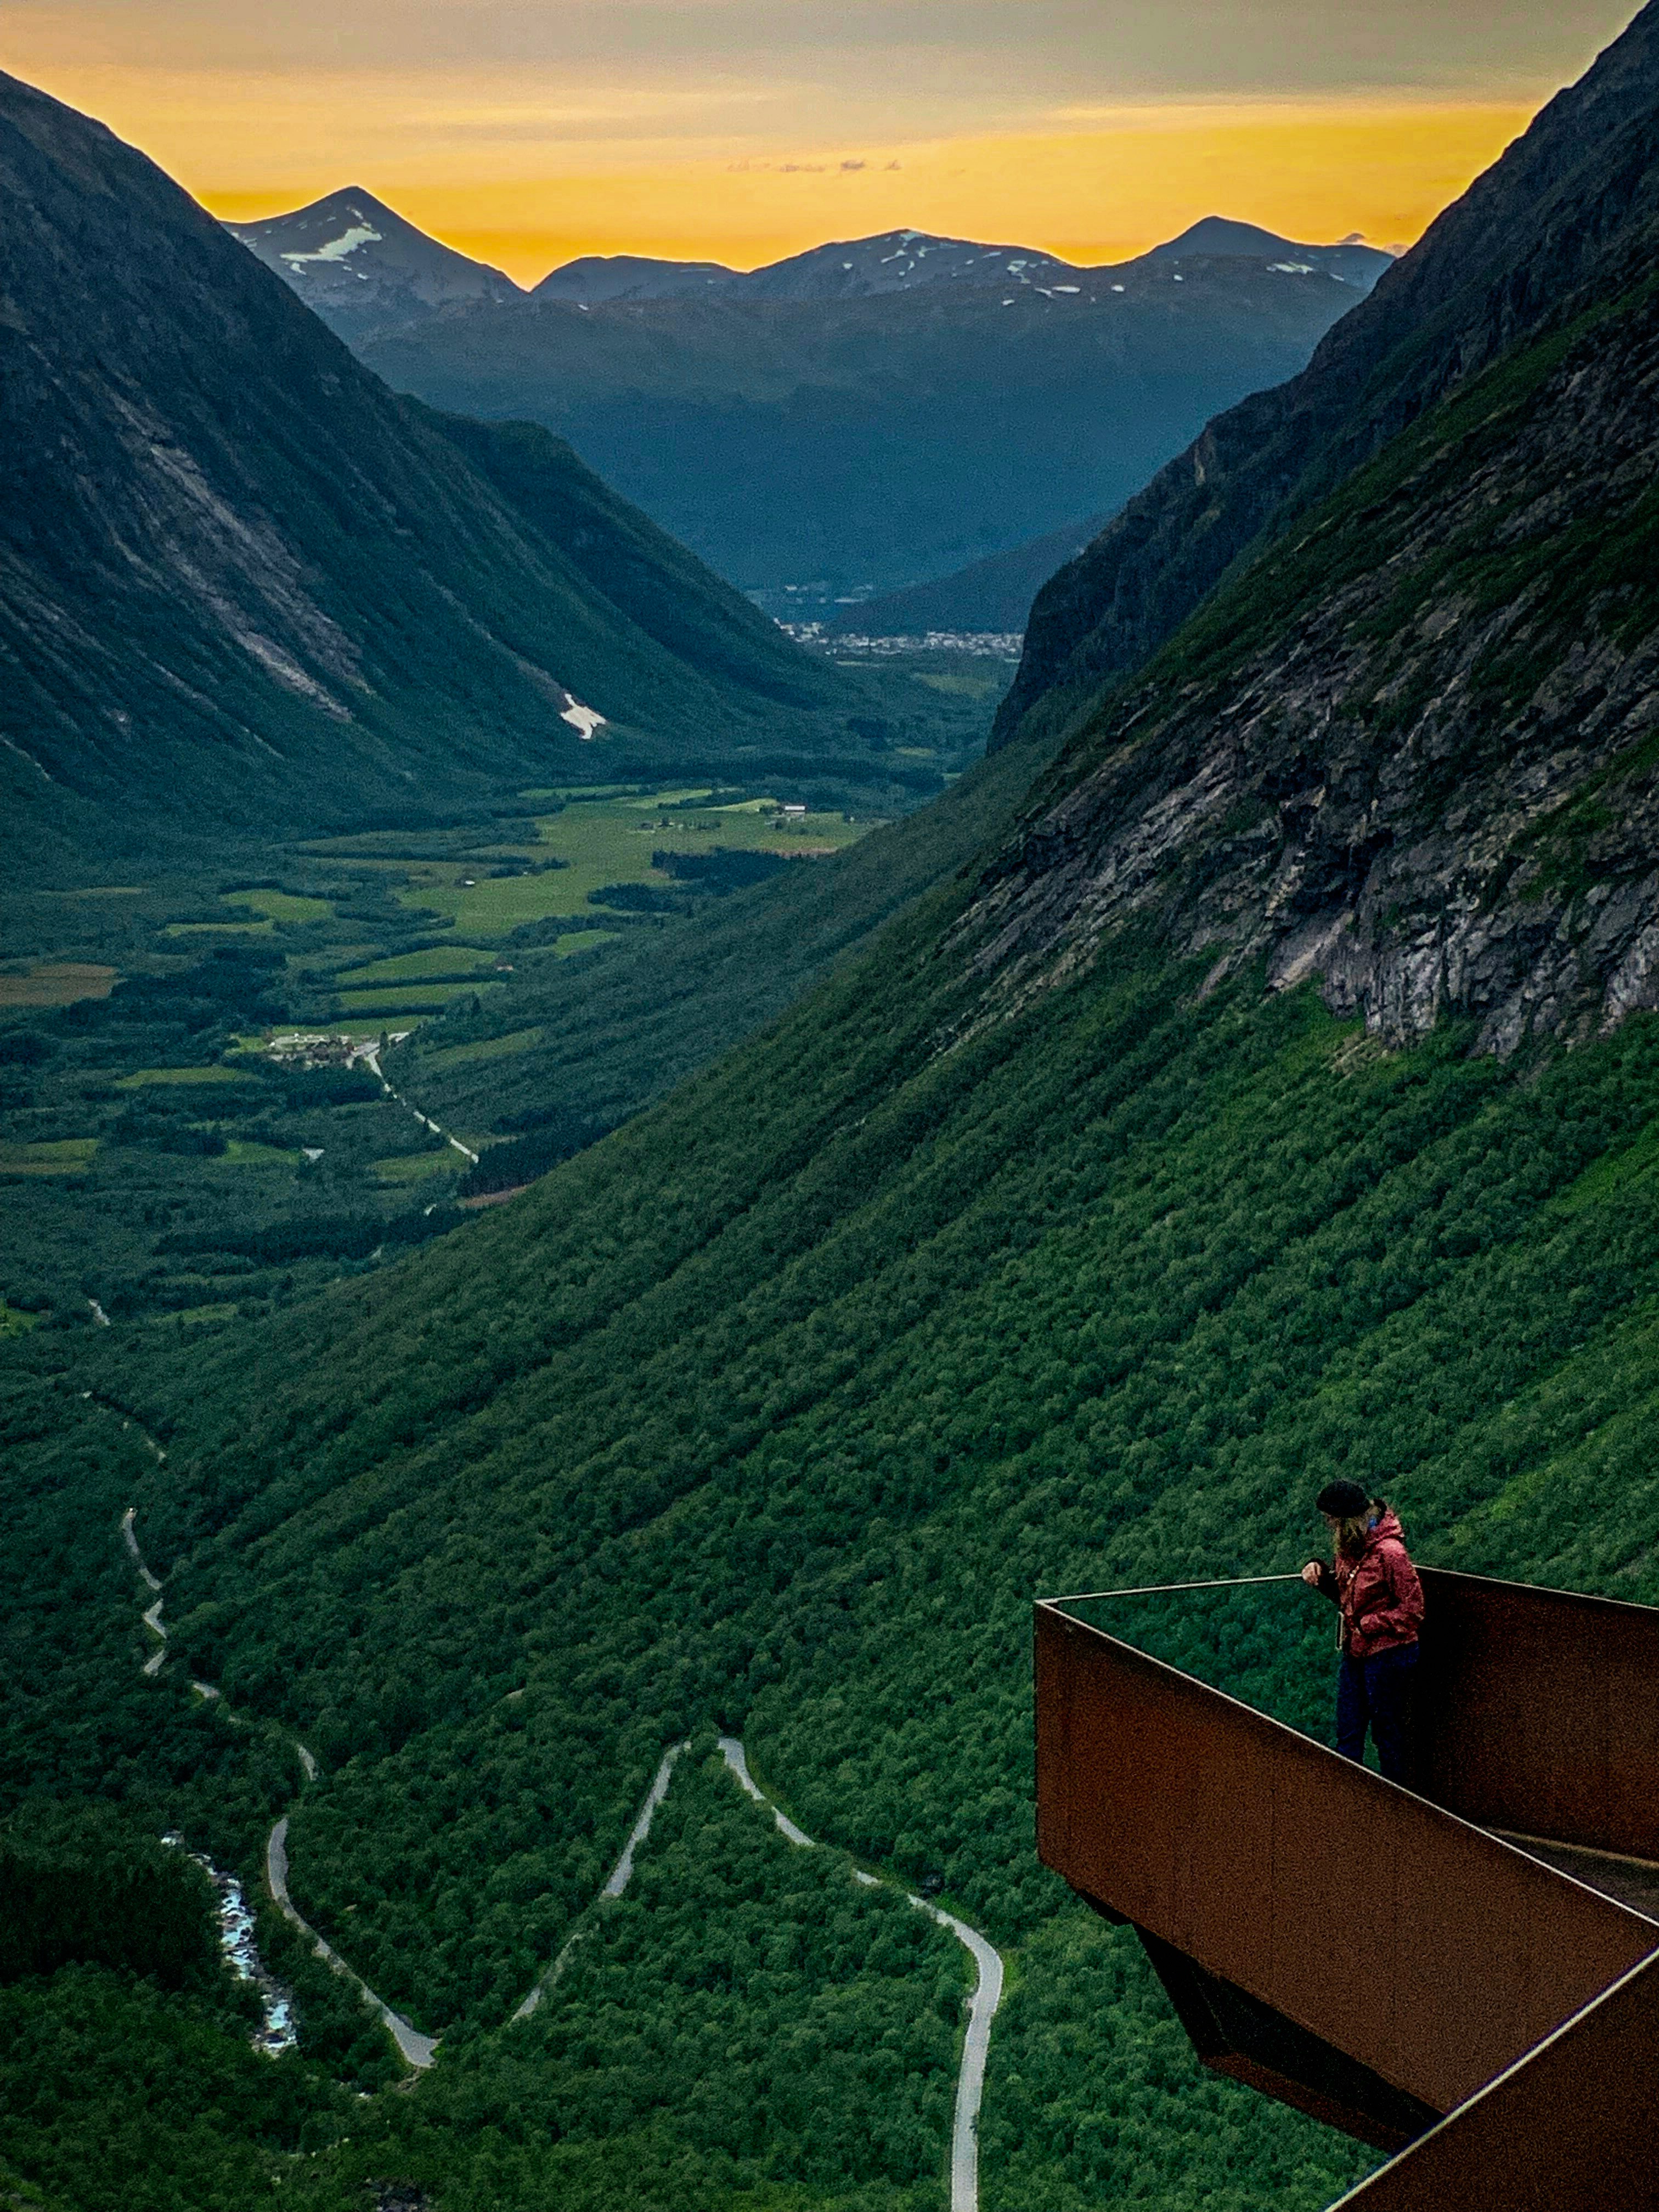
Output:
top-left (1034, 1604), bottom-right (1657, 2118)
top-left (1330, 1948), bottom-right (1659, 2212)
top-left (1137, 1933), bottom-right (1441, 2151)
top-left (1417, 1568), bottom-right (1659, 1860)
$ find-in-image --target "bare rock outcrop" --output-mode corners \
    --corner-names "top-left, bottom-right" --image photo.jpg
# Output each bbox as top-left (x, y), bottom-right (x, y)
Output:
top-left (955, 276), bottom-right (1659, 1057)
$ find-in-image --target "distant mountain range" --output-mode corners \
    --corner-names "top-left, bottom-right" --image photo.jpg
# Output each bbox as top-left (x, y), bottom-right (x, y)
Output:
top-left (230, 198), bottom-right (1390, 608)
top-left (532, 252), bottom-right (738, 305)
top-left (233, 199), bottom-right (1392, 318)
top-left (537, 217), bottom-right (1390, 306)
top-left (0, 78), bottom-right (874, 884)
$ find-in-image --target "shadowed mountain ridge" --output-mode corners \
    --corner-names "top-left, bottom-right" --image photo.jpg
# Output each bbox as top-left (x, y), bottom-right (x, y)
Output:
top-left (0, 75), bottom-right (867, 882)
top-left (992, 0), bottom-right (1659, 749)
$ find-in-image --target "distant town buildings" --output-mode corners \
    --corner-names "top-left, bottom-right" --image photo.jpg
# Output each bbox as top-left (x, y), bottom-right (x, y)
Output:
top-left (779, 623), bottom-right (1024, 659)
top-left (262, 1030), bottom-right (410, 1069)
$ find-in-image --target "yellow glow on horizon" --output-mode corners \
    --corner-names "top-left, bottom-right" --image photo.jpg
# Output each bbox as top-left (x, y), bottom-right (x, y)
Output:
top-left (17, 56), bottom-right (1537, 281)
top-left (389, 104), bottom-right (1536, 280)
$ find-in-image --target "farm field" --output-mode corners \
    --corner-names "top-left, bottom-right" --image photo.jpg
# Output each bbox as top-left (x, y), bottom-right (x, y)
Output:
top-left (335, 983), bottom-right (509, 1015)
top-left (0, 963), bottom-right (117, 1007)
top-left (0, 781), bottom-right (893, 1333)
top-left (334, 948), bottom-right (504, 986)
top-left (116, 1066), bottom-right (262, 1090)
top-left (301, 789), bottom-right (877, 938)
top-left (224, 888), bottom-right (333, 923)
top-left (374, 1150), bottom-right (464, 1184)
top-left (416, 1027), bottom-right (546, 1073)
top-left (0, 1139), bottom-right (97, 1176)
top-left (163, 919), bottom-right (272, 936)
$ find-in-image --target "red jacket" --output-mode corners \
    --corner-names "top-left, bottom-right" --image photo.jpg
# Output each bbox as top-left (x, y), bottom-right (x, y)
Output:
top-left (1317, 1508), bottom-right (1424, 1659)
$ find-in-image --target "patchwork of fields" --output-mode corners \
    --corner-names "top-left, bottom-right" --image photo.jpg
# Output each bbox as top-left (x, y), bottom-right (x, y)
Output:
top-left (0, 783), bottom-right (882, 1332)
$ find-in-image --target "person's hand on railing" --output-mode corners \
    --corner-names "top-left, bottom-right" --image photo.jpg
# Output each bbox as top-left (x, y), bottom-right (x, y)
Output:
top-left (1302, 1560), bottom-right (1337, 1600)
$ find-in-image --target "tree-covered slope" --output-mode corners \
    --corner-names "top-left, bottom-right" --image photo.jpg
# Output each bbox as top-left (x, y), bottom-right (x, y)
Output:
top-left (0, 74), bottom-right (868, 886)
top-left (36, 912), bottom-right (1659, 2212)
top-left (992, 0), bottom-right (1659, 748)
top-left (411, 406), bottom-right (849, 714)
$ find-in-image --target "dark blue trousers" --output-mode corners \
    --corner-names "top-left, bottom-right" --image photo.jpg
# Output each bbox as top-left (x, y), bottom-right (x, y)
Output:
top-left (1336, 1643), bottom-right (1419, 1785)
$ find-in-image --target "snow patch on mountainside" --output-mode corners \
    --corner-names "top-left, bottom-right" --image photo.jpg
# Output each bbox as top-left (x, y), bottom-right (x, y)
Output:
top-left (559, 696), bottom-right (606, 739)
top-left (282, 224), bottom-right (382, 269)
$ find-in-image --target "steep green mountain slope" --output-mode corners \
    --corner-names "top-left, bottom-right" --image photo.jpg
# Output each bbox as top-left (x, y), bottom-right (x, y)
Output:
top-left (14, 168), bottom-right (1659, 2210)
top-left (410, 405), bottom-right (850, 716)
top-left (992, 0), bottom-right (1659, 747)
top-left (0, 75), bottom-right (872, 887)
top-left (354, 255), bottom-right (1363, 604)
top-left (31, 912), bottom-right (1659, 2212)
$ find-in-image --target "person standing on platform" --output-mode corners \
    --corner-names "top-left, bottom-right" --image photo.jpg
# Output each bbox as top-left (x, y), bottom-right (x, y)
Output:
top-left (1301, 1479), bottom-right (1425, 1785)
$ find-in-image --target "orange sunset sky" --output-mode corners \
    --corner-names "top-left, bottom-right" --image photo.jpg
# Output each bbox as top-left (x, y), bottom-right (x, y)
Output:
top-left (2, 3), bottom-right (1640, 280)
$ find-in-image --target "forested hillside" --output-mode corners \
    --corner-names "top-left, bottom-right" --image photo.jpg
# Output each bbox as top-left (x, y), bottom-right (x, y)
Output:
top-left (0, 74), bottom-right (874, 887)
top-left (20, 878), bottom-right (1659, 2212)
top-left (10, 14), bottom-right (1659, 2212)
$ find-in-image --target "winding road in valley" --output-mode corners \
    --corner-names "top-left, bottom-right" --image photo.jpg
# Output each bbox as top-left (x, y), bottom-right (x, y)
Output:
top-left (511, 1740), bottom-right (691, 2022)
top-left (715, 1737), bottom-right (1005, 2212)
top-left (116, 1471), bottom-right (1005, 2211)
top-left (267, 1816), bottom-right (439, 2067)
top-left (359, 1042), bottom-right (478, 1167)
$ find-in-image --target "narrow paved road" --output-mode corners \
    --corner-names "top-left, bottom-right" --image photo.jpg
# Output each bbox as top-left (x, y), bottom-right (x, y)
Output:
top-left (121, 1497), bottom-right (417, 2056)
top-left (718, 1737), bottom-right (1005, 2212)
top-left (362, 1045), bottom-right (478, 1166)
top-left (267, 1816), bottom-right (439, 2068)
top-left (116, 1471), bottom-right (1004, 2205)
top-left (511, 1742), bottom-right (691, 2022)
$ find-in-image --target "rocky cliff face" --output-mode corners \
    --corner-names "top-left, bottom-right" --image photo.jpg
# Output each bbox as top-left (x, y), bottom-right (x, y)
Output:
top-left (952, 262), bottom-right (1659, 1057)
top-left (990, 1), bottom-right (1659, 752)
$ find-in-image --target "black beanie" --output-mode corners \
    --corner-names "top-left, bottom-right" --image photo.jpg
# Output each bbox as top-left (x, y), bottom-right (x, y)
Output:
top-left (1316, 1479), bottom-right (1370, 1518)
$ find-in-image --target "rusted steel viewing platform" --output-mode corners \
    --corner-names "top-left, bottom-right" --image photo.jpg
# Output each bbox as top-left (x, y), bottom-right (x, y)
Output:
top-left (1034, 1571), bottom-right (1659, 2208)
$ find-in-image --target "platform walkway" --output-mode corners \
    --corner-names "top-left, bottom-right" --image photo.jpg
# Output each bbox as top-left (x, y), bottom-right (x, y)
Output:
top-left (1035, 1569), bottom-right (1659, 2206)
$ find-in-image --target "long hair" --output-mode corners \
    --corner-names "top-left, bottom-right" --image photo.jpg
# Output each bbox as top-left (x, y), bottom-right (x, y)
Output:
top-left (1333, 1502), bottom-right (1381, 1561)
